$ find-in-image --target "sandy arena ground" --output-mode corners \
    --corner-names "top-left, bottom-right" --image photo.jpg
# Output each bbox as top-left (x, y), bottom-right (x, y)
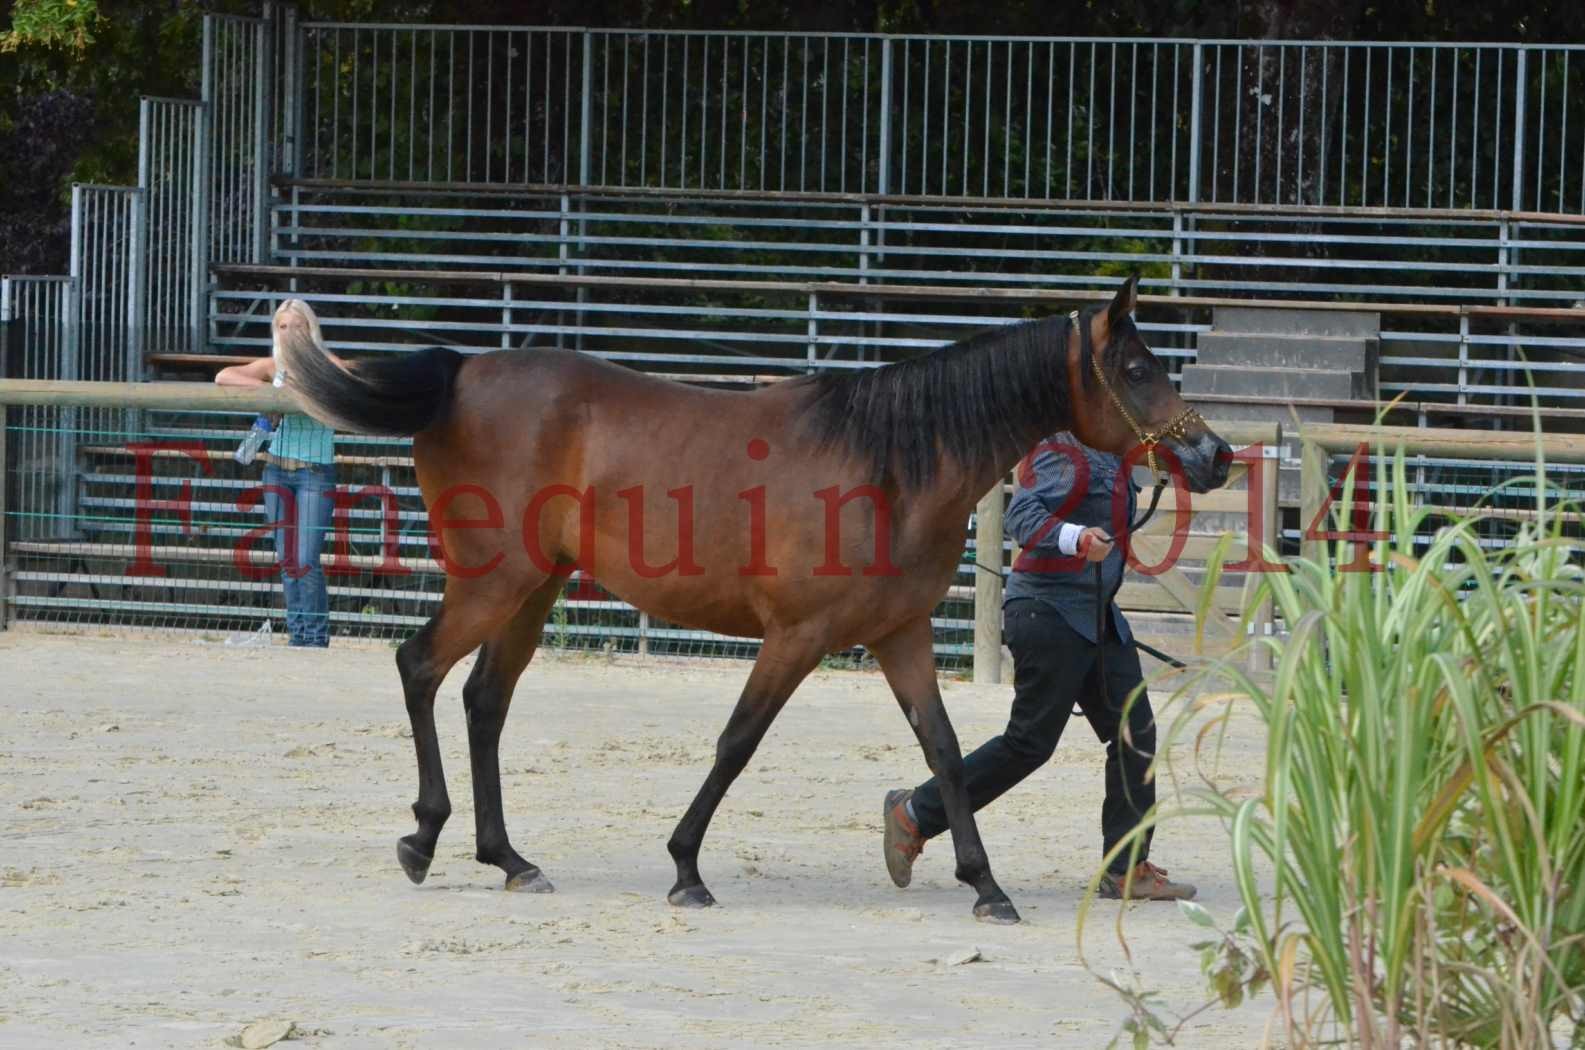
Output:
top-left (1, 630), bottom-right (1277, 1048)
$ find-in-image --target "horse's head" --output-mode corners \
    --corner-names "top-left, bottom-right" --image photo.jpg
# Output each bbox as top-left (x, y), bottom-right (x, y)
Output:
top-left (1068, 276), bottom-right (1232, 493)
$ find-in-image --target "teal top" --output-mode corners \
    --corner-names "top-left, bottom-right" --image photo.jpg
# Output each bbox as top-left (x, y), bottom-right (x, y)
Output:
top-left (268, 412), bottom-right (336, 465)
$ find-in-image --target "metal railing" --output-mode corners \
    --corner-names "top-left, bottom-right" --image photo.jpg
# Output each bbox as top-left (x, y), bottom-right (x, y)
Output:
top-left (283, 26), bottom-right (1585, 214)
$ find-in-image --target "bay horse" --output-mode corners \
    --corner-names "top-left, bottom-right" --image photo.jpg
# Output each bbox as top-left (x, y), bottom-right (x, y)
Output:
top-left (274, 275), bottom-right (1231, 923)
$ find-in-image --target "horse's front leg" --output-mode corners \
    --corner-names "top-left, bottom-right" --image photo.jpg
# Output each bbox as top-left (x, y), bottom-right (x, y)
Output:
top-left (665, 624), bottom-right (827, 908)
top-left (869, 615), bottom-right (1019, 924)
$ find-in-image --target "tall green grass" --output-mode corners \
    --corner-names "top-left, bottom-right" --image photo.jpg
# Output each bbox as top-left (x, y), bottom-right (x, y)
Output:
top-left (1088, 447), bottom-right (1585, 1048)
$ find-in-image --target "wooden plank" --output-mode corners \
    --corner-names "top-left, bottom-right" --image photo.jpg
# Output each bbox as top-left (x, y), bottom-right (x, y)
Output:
top-left (1301, 423), bottom-right (1585, 464)
top-left (1127, 533), bottom-right (1242, 633)
top-left (1300, 435), bottom-right (1331, 567)
top-left (973, 480), bottom-right (1005, 685)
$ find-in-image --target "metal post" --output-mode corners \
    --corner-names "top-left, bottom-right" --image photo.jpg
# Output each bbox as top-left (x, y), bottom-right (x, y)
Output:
top-left (282, 5), bottom-right (300, 179)
top-left (254, 5), bottom-right (276, 263)
top-left (0, 402), bottom-right (8, 630)
top-left (126, 188), bottom-right (148, 436)
top-left (806, 291), bottom-right (818, 369)
top-left (557, 193), bottom-right (570, 351)
top-left (195, 18), bottom-right (214, 353)
top-left (877, 38), bottom-right (892, 197)
top-left (1187, 42), bottom-right (1204, 203)
top-left (638, 611), bottom-right (650, 657)
top-left (501, 283), bottom-right (513, 350)
top-left (973, 478), bottom-right (1004, 684)
top-left (576, 34), bottom-right (593, 352)
top-left (63, 194), bottom-right (83, 538)
top-left (1510, 49), bottom-right (1527, 214)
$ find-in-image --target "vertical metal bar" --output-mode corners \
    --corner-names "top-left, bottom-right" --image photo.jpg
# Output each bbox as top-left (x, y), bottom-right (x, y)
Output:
top-left (1254, 45), bottom-right (1264, 203)
top-left (1212, 46), bottom-right (1221, 202)
top-left (521, 29), bottom-right (532, 182)
top-left (389, 27), bottom-right (398, 181)
top-left (1297, 46), bottom-right (1306, 205)
top-left (504, 30), bottom-right (514, 182)
top-left (1147, 44), bottom-right (1157, 200)
top-left (878, 38), bottom-right (892, 196)
top-left (579, 30), bottom-right (593, 186)
top-left (1276, 46), bottom-right (1285, 203)
top-left (1232, 45), bottom-right (1243, 202)
top-left (1340, 47), bottom-right (1350, 205)
top-left (1188, 42), bottom-right (1203, 204)
top-left (1318, 46), bottom-right (1328, 205)
top-left (1362, 48), bottom-right (1371, 205)
top-left (741, 35), bottom-right (749, 190)
top-left (661, 37), bottom-right (670, 186)
top-left (1086, 42), bottom-right (1095, 196)
top-left (758, 35), bottom-right (767, 190)
top-left (780, 37), bottom-right (789, 191)
top-left (963, 41), bottom-right (971, 194)
top-left (0, 399), bottom-right (8, 628)
top-left (700, 35), bottom-right (710, 188)
top-left (1427, 48), bottom-right (1435, 208)
top-left (1472, 50), bottom-right (1481, 208)
top-left (562, 33), bottom-right (571, 186)
top-left (253, 11), bottom-right (273, 262)
top-left (620, 34), bottom-right (630, 185)
top-left (1512, 49), bottom-right (1527, 211)
top-left (942, 42), bottom-right (950, 195)
top-left (680, 36), bottom-right (689, 186)
top-left (1534, 50), bottom-right (1547, 210)
top-left (282, 6), bottom-right (299, 179)
top-left (1122, 41), bottom-right (1134, 201)
top-left (1383, 46), bottom-right (1393, 206)
top-left (801, 38), bottom-right (809, 191)
top-left (722, 34), bottom-right (730, 190)
top-left (1044, 40), bottom-right (1053, 198)
top-left (642, 35), bottom-right (650, 185)
top-left (1107, 42), bottom-right (1117, 200)
top-left (1004, 40), bottom-right (1013, 198)
top-left (1024, 41), bottom-right (1032, 196)
top-left (821, 37), bottom-right (829, 191)
top-left (1559, 52), bottom-right (1568, 213)
top-left (1406, 48), bottom-right (1416, 207)
top-left (1448, 48), bottom-right (1461, 209)
top-left (840, 38), bottom-right (849, 193)
top-left (981, 40), bottom-right (990, 197)
top-left (195, 20), bottom-right (213, 350)
top-left (407, 29), bottom-right (416, 181)
top-left (1066, 42), bottom-right (1074, 197)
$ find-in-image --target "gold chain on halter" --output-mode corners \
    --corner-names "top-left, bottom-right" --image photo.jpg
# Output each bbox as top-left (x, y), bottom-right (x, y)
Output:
top-left (1071, 310), bottom-right (1204, 477)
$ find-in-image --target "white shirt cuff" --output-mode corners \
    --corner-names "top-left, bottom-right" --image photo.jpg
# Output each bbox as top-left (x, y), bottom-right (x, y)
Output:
top-left (1056, 522), bottom-right (1085, 556)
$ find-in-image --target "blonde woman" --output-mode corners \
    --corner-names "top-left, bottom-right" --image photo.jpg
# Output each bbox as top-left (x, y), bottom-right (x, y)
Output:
top-left (216, 300), bottom-right (340, 647)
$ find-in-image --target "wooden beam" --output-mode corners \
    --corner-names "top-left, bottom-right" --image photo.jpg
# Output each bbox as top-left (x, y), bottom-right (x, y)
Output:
top-left (0, 380), bottom-right (298, 413)
top-left (973, 478), bottom-right (1005, 685)
top-left (1300, 422), bottom-right (1585, 464)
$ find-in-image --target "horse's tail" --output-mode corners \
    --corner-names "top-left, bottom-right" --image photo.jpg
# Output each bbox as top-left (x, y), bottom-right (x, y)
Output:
top-left (277, 322), bottom-right (465, 437)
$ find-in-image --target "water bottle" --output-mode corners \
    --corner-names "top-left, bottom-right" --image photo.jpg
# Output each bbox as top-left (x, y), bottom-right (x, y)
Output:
top-left (234, 414), bottom-right (274, 465)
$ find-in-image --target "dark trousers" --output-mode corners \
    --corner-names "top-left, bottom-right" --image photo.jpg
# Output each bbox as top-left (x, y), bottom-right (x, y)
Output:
top-left (910, 598), bottom-right (1156, 875)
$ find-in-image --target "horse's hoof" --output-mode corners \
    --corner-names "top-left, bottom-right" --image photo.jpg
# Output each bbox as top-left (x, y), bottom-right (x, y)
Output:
top-left (397, 837), bottom-right (433, 885)
top-left (505, 868), bottom-right (555, 894)
top-left (973, 897), bottom-right (1021, 925)
top-left (667, 883), bottom-right (717, 909)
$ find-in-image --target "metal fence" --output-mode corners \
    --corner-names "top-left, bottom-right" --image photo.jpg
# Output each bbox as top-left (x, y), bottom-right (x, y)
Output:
top-left (283, 26), bottom-right (1585, 213)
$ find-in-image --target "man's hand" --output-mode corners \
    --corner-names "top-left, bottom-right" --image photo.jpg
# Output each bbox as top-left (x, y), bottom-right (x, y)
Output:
top-left (1077, 526), bottom-right (1114, 563)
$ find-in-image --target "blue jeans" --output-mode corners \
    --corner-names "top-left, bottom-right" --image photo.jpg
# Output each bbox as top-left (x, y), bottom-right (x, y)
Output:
top-left (262, 462), bottom-right (336, 647)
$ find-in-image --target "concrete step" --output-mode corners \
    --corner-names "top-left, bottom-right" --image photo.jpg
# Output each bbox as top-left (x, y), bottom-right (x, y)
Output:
top-left (1180, 364), bottom-right (1364, 400)
top-left (1196, 332), bottom-right (1377, 375)
top-left (1191, 401), bottom-right (1336, 425)
top-left (1212, 306), bottom-right (1381, 338)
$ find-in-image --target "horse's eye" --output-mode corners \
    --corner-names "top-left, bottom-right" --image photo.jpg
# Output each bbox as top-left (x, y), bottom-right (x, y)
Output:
top-left (1126, 365), bottom-right (1150, 384)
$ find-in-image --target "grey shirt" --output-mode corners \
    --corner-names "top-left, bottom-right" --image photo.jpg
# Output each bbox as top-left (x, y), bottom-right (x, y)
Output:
top-left (1003, 433), bottom-right (1138, 645)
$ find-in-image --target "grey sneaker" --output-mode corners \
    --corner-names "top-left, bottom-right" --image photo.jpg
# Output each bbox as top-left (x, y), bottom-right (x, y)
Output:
top-left (882, 788), bottom-right (925, 888)
top-left (1098, 861), bottom-right (1197, 901)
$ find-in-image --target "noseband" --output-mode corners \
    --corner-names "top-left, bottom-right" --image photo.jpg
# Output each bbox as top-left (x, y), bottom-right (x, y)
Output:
top-left (1071, 310), bottom-right (1204, 478)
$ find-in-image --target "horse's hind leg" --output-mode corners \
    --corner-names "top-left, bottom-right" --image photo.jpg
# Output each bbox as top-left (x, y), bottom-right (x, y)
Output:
top-left (869, 615), bottom-right (1019, 924)
top-left (460, 580), bottom-right (561, 892)
top-left (394, 581), bottom-right (526, 886)
top-left (667, 625), bottom-right (827, 908)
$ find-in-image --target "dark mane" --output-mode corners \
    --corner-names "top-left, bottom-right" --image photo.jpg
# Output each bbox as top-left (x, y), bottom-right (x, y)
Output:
top-left (796, 312), bottom-right (1088, 490)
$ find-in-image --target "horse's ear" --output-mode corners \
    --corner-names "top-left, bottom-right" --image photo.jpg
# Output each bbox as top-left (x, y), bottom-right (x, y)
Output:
top-left (1107, 274), bottom-right (1139, 326)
